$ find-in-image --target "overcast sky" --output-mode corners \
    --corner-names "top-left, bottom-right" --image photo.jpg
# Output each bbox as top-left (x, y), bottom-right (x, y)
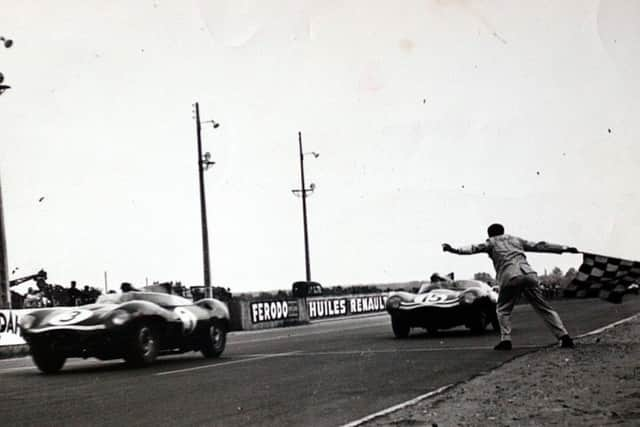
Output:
top-left (1, 0), bottom-right (639, 292)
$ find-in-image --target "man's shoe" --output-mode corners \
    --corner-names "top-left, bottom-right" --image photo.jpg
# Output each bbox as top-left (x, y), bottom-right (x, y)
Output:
top-left (494, 340), bottom-right (512, 351)
top-left (560, 335), bottom-right (574, 349)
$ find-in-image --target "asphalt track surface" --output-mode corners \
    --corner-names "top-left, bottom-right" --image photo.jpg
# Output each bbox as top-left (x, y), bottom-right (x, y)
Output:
top-left (1, 296), bottom-right (639, 427)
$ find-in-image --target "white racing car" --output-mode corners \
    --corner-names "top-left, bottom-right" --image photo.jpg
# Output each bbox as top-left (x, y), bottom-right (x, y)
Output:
top-left (385, 280), bottom-right (499, 338)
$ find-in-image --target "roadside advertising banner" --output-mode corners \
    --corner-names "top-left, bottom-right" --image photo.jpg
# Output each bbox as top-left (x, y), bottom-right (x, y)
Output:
top-left (250, 300), bottom-right (299, 324)
top-left (0, 309), bottom-right (34, 346)
top-left (307, 294), bottom-right (388, 320)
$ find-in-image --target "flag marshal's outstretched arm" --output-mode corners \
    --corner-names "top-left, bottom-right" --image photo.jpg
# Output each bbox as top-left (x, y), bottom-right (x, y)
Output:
top-left (442, 241), bottom-right (579, 255)
top-left (442, 242), bottom-right (488, 255)
top-left (520, 240), bottom-right (580, 254)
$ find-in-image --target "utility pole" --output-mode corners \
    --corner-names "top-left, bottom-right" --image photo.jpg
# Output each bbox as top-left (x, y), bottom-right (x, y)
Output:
top-left (195, 102), bottom-right (211, 287)
top-left (194, 102), bottom-right (218, 287)
top-left (291, 132), bottom-right (318, 284)
top-left (298, 132), bottom-right (312, 283)
top-left (0, 176), bottom-right (10, 308)
top-left (0, 35), bottom-right (13, 308)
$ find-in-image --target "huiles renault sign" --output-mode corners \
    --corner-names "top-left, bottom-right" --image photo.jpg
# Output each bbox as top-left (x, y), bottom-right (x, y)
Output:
top-left (307, 294), bottom-right (388, 320)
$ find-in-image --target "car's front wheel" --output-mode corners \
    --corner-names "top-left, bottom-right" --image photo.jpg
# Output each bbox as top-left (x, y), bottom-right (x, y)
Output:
top-left (391, 316), bottom-right (410, 338)
top-left (468, 310), bottom-right (488, 333)
top-left (124, 322), bottom-right (160, 367)
top-left (31, 341), bottom-right (66, 374)
top-left (200, 319), bottom-right (227, 358)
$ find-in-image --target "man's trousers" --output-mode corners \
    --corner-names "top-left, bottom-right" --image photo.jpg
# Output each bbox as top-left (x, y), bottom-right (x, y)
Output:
top-left (496, 274), bottom-right (569, 342)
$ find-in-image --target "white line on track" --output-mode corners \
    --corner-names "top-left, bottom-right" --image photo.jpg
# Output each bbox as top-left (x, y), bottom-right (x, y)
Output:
top-left (340, 312), bottom-right (640, 427)
top-left (0, 359), bottom-right (106, 374)
top-left (229, 321), bottom-right (389, 345)
top-left (0, 355), bottom-right (30, 362)
top-left (273, 345), bottom-right (542, 357)
top-left (341, 384), bottom-right (455, 427)
top-left (153, 352), bottom-right (300, 376)
top-left (576, 313), bottom-right (639, 338)
top-left (0, 366), bottom-right (35, 373)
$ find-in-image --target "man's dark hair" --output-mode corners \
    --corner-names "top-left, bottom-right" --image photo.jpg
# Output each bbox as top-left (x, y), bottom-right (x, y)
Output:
top-left (487, 223), bottom-right (505, 237)
top-left (430, 273), bottom-right (444, 283)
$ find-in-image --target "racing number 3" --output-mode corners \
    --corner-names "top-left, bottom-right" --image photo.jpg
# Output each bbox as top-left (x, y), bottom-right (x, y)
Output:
top-left (49, 309), bottom-right (93, 325)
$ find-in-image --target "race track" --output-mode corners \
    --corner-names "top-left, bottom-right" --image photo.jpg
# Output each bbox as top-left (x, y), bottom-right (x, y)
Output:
top-left (1, 296), bottom-right (639, 427)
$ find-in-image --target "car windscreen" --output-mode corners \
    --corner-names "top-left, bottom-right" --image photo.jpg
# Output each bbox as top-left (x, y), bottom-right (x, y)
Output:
top-left (418, 283), bottom-right (442, 293)
top-left (96, 292), bottom-right (193, 306)
top-left (418, 280), bottom-right (480, 293)
top-left (133, 292), bottom-right (193, 306)
top-left (96, 293), bottom-right (129, 304)
top-left (443, 281), bottom-right (480, 291)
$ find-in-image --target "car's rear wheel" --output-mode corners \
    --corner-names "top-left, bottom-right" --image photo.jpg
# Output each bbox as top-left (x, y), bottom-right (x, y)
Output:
top-left (31, 341), bottom-right (66, 374)
top-left (391, 316), bottom-right (410, 338)
top-left (469, 310), bottom-right (488, 333)
top-left (124, 322), bottom-right (160, 367)
top-left (200, 319), bottom-right (227, 358)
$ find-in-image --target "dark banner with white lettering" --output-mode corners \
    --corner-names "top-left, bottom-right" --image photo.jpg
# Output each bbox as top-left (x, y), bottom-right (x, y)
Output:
top-left (307, 294), bottom-right (388, 320)
top-left (250, 300), bottom-right (299, 324)
top-left (1, 309), bottom-right (34, 346)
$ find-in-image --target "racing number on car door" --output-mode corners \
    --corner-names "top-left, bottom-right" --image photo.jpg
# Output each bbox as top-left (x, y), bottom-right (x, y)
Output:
top-left (174, 307), bottom-right (198, 334)
top-left (49, 309), bottom-right (93, 325)
top-left (425, 294), bottom-right (447, 303)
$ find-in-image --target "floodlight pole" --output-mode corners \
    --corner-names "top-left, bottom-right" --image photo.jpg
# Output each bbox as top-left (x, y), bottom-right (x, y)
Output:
top-left (194, 102), bottom-right (212, 287)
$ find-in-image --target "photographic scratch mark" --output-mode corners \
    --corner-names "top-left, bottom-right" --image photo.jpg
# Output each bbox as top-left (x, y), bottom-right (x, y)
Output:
top-left (491, 31), bottom-right (507, 44)
top-left (436, 1), bottom-right (508, 44)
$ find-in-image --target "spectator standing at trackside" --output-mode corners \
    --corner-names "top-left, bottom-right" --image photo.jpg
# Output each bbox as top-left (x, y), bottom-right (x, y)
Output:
top-left (80, 286), bottom-right (90, 304)
top-left (442, 223), bottom-right (578, 351)
top-left (68, 281), bottom-right (82, 306)
top-left (24, 287), bottom-right (42, 308)
top-left (121, 282), bottom-right (138, 292)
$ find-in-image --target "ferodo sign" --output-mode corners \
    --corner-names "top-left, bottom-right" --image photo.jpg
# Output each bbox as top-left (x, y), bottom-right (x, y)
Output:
top-left (0, 309), bottom-right (33, 346)
top-left (307, 294), bottom-right (388, 320)
top-left (250, 300), bottom-right (298, 324)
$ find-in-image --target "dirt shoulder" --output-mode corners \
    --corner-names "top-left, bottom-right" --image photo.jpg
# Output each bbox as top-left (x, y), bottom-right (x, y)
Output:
top-left (365, 314), bottom-right (640, 426)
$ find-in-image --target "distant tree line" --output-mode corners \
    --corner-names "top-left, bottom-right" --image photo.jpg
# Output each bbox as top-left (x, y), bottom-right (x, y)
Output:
top-left (473, 267), bottom-right (578, 298)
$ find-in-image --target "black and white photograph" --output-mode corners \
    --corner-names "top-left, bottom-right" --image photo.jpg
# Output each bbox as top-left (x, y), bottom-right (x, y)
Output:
top-left (1, 1), bottom-right (639, 425)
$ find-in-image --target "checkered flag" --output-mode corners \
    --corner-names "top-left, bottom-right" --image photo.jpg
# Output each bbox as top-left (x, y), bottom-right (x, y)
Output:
top-left (564, 253), bottom-right (640, 303)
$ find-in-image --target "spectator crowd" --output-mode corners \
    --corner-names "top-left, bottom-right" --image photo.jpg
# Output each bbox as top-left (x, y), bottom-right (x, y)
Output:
top-left (19, 280), bottom-right (102, 308)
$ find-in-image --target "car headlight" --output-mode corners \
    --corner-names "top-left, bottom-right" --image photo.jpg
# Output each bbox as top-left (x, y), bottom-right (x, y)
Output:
top-left (387, 296), bottom-right (402, 310)
top-left (110, 310), bottom-right (132, 326)
top-left (463, 292), bottom-right (476, 304)
top-left (19, 314), bottom-right (36, 329)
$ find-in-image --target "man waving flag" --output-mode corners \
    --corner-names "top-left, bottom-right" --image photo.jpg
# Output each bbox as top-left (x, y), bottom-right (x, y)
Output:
top-left (442, 223), bottom-right (577, 351)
